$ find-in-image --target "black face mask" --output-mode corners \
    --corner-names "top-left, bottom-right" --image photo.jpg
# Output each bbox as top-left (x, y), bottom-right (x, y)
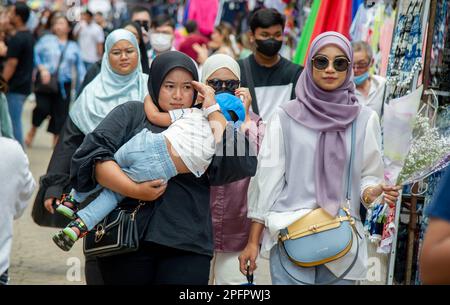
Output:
top-left (255, 38), bottom-right (283, 57)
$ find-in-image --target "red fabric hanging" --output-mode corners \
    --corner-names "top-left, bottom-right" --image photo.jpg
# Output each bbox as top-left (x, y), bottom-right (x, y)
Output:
top-left (303, 0), bottom-right (353, 65)
top-left (312, 0), bottom-right (352, 38)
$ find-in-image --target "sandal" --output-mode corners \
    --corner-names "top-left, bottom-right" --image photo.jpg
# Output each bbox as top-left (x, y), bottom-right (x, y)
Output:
top-left (55, 194), bottom-right (80, 220)
top-left (52, 219), bottom-right (88, 252)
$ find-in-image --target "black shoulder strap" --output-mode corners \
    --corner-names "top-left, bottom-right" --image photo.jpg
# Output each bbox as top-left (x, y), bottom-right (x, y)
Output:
top-left (243, 56), bottom-right (259, 115)
top-left (55, 42), bottom-right (70, 75)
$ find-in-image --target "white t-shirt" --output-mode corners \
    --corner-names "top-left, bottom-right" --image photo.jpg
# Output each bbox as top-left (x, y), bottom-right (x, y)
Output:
top-left (355, 75), bottom-right (387, 118)
top-left (0, 137), bottom-right (35, 275)
top-left (74, 21), bottom-right (105, 63)
top-left (163, 108), bottom-right (216, 177)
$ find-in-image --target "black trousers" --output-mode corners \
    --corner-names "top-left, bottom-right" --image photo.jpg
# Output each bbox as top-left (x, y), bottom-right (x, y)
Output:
top-left (97, 242), bottom-right (212, 285)
top-left (85, 256), bottom-right (104, 285)
top-left (32, 83), bottom-right (71, 135)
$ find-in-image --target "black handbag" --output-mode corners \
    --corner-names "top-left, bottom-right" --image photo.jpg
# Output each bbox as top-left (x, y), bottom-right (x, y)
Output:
top-left (34, 43), bottom-right (68, 94)
top-left (34, 71), bottom-right (59, 94)
top-left (83, 202), bottom-right (145, 258)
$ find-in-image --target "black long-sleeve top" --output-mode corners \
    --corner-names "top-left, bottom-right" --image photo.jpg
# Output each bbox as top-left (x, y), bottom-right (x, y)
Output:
top-left (31, 117), bottom-right (85, 228)
top-left (31, 59), bottom-right (102, 228)
top-left (70, 101), bottom-right (257, 257)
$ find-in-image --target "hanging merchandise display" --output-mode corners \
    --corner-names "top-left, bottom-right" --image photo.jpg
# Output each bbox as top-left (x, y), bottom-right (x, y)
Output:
top-left (429, 1), bottom-right (450, 93)
top-left (385, 0), bottom-right (426, 103)
top-left (350, 1), bottom-right (396, 76)
top-left (376, 0), bottom-right (450, 285)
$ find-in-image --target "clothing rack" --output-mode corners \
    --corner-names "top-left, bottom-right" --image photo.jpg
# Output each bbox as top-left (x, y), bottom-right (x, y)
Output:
top-left (404, 184), bottom-right (421, 284)
top-left (387, 0), bottom-right (450, 285)
top-left (393, 191), bottom-right (425, 284)
top-left (424, 89), bottom-right (450, 97)
top-left (386, 0), bottom-right (432, 285)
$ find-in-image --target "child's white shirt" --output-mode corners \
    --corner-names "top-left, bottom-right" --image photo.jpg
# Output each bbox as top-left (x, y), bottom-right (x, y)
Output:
top-left (163, 108), bottom-right (216, 177)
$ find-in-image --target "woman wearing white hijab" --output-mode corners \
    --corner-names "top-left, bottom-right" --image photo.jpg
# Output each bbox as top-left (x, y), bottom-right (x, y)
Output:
top-left (202, 54), bottom-right (267, 285)
top-left (31, 29), bottom-right (152, 285)
top-left (70, 29), bottom-right (149, 135)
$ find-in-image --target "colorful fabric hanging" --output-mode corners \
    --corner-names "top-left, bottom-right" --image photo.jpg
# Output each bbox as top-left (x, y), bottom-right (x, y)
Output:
top-left (311, 0), bottom-right (352, 40)
top-left (295, 0), bottom-right (353, 66)
top-left (292, 0), bottom-right (321, 65)
top-left (352, 0), bottom-right (364, 19)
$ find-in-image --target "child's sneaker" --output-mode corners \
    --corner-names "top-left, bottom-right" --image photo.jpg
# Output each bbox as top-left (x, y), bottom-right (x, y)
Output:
top-left (55, 194), bottom-right (80, 220)
top-left (52, 219), bottom-right (88, 251)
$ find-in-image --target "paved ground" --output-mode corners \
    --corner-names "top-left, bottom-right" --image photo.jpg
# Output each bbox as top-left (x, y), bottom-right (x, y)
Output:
top-left (9, 98), bottom-right (86, 285)
top-left (8, 97), bottom-right (271, 285)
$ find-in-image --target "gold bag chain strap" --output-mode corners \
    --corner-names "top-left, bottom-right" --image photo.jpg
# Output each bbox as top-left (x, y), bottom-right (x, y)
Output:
top-left (277, 121), bottom-right (362, 285)
top-left (130, 200), bottom-right (147, 221)
top-left (94, 200), bottom-right (147, 243)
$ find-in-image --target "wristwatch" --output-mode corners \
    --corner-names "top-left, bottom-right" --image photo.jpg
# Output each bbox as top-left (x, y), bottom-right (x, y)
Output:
top-left (203, 103), bottom-right (221, 118)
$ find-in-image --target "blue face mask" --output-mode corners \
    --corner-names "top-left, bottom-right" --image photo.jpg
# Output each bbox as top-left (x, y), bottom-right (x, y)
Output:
top-left (215, 93), bottom-right (246, 123)
top-left (354, 72), bottom-right (370, 85)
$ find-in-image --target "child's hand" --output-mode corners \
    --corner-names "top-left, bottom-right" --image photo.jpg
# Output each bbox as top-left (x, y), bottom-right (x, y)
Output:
top-left (144, 95), bottom-right (172, 127)
top-left (235, 87), bottom-right (252, 114)
top-left (192, 81), bottom-right (217, 109)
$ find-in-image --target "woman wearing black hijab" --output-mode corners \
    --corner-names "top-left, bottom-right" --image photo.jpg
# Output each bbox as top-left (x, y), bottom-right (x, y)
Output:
top-left (70, 51), bottom-right (257, 284)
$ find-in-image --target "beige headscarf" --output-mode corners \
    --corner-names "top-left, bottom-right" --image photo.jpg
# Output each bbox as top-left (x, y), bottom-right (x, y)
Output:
top-left (201, 54), bottom-right (241, 83)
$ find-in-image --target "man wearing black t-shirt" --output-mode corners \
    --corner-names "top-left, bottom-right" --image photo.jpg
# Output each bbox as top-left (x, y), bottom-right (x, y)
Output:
top-left (2, 2), bottom-right (34, 145)
top-left (238, 8), bottom-right (303, 121)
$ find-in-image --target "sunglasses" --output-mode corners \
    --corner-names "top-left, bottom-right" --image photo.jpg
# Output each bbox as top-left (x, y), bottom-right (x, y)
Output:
top-left (207, 79), bottom-right (240, 92)
top-left (311, 55), bottom-right (351, 72)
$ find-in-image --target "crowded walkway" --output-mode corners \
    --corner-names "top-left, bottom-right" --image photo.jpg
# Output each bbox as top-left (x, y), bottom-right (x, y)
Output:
top-left (1, 0), bottom-right (450, 287)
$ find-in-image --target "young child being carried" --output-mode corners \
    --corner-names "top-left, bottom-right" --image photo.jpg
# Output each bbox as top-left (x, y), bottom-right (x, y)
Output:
top-left (52, 82), bottom-right (245, 251)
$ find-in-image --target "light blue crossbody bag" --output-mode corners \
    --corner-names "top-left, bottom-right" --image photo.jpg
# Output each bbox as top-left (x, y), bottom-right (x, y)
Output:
top-left (278, 122), bottom-right (362, 285)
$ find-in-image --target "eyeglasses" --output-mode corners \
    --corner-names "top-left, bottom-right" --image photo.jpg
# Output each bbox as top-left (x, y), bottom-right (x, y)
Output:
top-left (353, 61), bottom-right (371, 70)
top-left (311, 55), bottom-right (351, 72)
top-left (207, 79), bottom-right (240, 92)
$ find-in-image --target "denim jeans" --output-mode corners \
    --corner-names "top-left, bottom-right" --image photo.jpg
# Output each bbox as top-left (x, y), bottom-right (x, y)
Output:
top-left (74, 129), bottom-right (177, 230)
top-left (269, 245), bottom-right (356, 285)
top-left (0, 269), bottom-right (9, 285)
top-left (6, 93), bottom-right (27, 145)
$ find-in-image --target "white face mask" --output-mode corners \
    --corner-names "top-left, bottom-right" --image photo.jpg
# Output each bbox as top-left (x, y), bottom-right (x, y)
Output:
top-left (150, 33), bottom-right (173, 53)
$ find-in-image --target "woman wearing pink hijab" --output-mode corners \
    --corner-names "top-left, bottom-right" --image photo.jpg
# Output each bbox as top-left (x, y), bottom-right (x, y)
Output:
top-left (239, 31), bottom-right (401, 285)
